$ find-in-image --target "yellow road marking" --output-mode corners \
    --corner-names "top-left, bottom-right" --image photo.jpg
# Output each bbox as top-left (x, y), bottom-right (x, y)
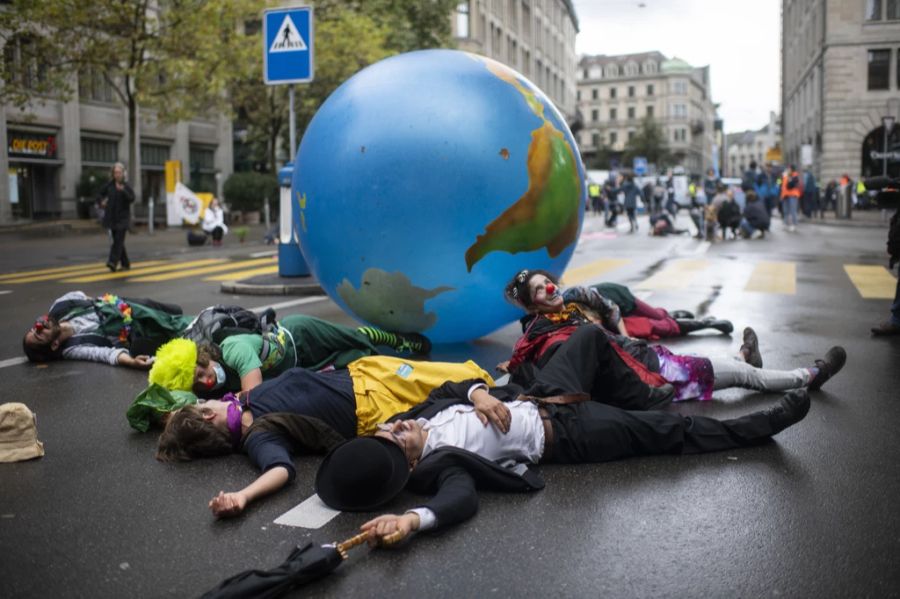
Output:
top-left (634, 259), bottom-right (709, 290)
top-left (203, 265), bottom-right (280, 281)
top-left (561, 259), bottom-right (631, 286)
top-left (0, 261), bottom-right (107, 280)
top-left (745, 261), bottom-right (796, 294)
top-left (131, 258), bottom-right (276, 282)
top-left (64, 259), bottom-right (227, 283)
top-left (844, 264), bottom-right (897, 299)
top-left (2, 260), bottom-right (168, 284)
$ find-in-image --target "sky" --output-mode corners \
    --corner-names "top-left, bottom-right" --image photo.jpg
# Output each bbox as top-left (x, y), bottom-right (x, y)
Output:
top-left (571, 0), bottom-right (781, 133)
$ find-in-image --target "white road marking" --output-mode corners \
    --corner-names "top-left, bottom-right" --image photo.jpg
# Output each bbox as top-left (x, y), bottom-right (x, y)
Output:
top-left (249, 250), bottom-right (278, 258)
top-left (251, 295), bottom-right (327, 314)
top-left (0, 357), bottom-right (29, 369)
top-left (273, 494), bottom-right (341, 529)
top-left (0, 290), bottom-right (12, 295)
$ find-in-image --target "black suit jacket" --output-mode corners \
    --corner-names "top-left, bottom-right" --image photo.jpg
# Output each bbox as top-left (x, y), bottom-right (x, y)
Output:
top-left (387, 379), bottom-right (545, 530)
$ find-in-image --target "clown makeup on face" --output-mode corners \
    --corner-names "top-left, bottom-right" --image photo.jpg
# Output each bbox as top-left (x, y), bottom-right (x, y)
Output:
top-left (526, 273), bottom-right (564, 313)
top-left (25, 316), bottom-right (61, 348)
top-left (193, 360), bottom-right (227, 393)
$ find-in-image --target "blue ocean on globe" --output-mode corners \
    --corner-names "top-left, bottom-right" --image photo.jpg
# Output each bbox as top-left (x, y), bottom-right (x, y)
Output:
top-left (293, 49), bottom-right (586, 343)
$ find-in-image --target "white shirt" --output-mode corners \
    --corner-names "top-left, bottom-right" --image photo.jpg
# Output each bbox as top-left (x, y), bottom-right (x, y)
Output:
top-left (409, 393), bottom-right (545, 532)
top-left (419, 401), bottom-right (545, 464)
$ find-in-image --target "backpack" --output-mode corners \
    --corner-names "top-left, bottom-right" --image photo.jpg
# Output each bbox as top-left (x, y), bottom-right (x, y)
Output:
top-left (180, 305), bottom-right (275, 345)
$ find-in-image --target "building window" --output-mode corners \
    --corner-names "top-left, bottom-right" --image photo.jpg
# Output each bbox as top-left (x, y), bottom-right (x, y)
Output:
top-left (647, 106), bottom-right (654, 118)
top-left (605, 64), bottom-right (618, 77)
top-left (79, 67), bottom-right (115, 103)
top-left (592, 88), bottom-right (598, 99)
top-left (627, 106), bottom-right (635, 119)
top-left (577, 90), bottom-right (581, 101)
top-left (455, 2), bottom-right (470, 37)
top-left (868, 49), bottom-right (890, 90)
top-left (582, 68), bottom-right (589, 79)
top-left (81, 138), bottom-right (119, 164)
top-left (592, 133), bottom-right (600, 147)
top-left (3, 35), bottom-right (49, 91)
top-left (141, 143), bottom-right (169, 167)
top-left (190, 145), bottom-right (217, 192)
top-left (628, 85), bottom-right (635, 97)
top-left (610, 87), bottom-right (617, 99)
top-left (866, 0), bottom-right (881, 20)
top-left (867, 0), bottom-right (900, 19)
top-left (591, 109), bottom-right (599, 121)
top-left (628, 130), bottom-right (635, 142)
top-left (610, 108), bottom-right (617, 121)
top-left (672, 80), bottom-right (688, 95)
top-left (610, 131), bottom-right (618, 144)
top-left (647, 84), bottom-right (654, 96)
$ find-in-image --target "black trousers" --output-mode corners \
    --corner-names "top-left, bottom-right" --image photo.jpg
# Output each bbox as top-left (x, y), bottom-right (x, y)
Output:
top-left (527, 326), bottom-right (653, 411)
top-left (544, 401), bottom-right (776, 464)
top-left (108, 228), bottom-right (130, 268)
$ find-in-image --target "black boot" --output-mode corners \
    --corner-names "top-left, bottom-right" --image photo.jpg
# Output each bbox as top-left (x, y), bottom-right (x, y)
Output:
top-left (676, 318), bottom-right (734, 335)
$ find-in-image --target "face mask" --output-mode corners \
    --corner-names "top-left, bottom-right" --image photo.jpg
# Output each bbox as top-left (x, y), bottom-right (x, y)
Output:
top-left (222, 393), bottom-right (243, 448)
top-left (209, 362), bottom-right (227, 391)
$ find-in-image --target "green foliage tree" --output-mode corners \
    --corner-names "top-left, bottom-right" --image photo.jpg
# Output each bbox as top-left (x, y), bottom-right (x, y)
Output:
top-left (622, 117), bottom-right (673, 169)
top-left (0, 0), bottom-right (259, 189)
top-left (223, 171), bottom-right (279, 212)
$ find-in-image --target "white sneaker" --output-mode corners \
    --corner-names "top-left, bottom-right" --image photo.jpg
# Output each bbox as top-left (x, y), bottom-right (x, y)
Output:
top-left (788, 225), bottom-right (796, 232)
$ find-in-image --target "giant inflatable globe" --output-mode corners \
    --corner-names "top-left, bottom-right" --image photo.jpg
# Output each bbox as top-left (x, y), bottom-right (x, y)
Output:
top-left (292, 49), bottom-right (585, 343)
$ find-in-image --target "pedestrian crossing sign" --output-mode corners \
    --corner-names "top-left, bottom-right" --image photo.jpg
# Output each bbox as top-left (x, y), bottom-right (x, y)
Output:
top-left (264, 7), bottom-right (314, 84)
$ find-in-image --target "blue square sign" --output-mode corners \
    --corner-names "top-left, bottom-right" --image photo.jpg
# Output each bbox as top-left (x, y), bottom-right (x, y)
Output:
top-left (264, 7), bottom-right (314, 84)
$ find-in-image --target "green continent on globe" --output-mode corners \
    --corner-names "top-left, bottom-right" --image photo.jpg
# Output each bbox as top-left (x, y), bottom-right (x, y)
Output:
top-left (464, 57), bottom-right (582, 272)
top-left (337, 268), bottom-right (453, 333)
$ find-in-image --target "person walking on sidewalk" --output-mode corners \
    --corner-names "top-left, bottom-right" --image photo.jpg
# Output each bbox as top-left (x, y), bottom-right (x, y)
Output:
top-left (97, 162), bottom-right (135, 272)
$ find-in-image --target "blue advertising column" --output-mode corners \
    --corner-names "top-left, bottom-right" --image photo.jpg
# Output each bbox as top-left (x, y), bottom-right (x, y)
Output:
top-left (277, 162), bottom-right (310, 276)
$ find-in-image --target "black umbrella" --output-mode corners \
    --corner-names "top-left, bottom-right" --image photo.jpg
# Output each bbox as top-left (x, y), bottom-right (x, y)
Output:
top-left (199, 531), bottom-right (402, 599)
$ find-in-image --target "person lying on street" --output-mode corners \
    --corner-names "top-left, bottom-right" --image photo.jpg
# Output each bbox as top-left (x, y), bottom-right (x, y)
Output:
top-left (315, 378), bottom-right (812, 546)
top-left (155, 356), bottom-right (492, 518)
top-left (22, 290), bottom-right (191, 369)
top-left (508, 270), bottom-right (733, 340)
top-left (147, 313), bottom-right (432, 397)
top-left (501, 271), bottom-right (847, 402)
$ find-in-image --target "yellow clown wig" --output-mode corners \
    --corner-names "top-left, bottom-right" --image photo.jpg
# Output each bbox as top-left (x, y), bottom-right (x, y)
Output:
top-left (148, 338), bottom-right (197, 391)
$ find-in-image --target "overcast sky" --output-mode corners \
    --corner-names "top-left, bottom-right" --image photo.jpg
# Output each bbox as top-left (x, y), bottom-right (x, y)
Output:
top-left (571, 0), bottom-right (781, 133)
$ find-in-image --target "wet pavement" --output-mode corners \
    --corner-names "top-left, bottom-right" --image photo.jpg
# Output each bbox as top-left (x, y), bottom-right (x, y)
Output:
top-left (0, 212), bottom-right (898, 598)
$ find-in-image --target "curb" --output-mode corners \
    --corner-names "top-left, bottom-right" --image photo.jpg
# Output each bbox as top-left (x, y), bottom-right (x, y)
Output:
top-left (219, 280), bottom-right (325, 296)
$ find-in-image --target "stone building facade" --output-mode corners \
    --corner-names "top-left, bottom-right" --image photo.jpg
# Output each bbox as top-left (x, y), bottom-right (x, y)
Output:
top-left (725, 112), bottom-right (783, 177)
top-left (575, 52), bottom-right (717, 175)
top-left (782, 0), bottom-right (900, 182)
top-left (451, 0), bottom-right (580, 119)
top-left (0, 61), bottom-right (232, 223)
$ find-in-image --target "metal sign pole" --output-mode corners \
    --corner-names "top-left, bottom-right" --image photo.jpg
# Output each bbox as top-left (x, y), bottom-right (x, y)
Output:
top-left (289, 84), bottom-right (296, 162)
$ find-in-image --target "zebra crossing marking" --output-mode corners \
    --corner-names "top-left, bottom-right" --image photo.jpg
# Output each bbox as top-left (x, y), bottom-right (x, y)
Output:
top-left (745, 261), bottom-right (796, 294)
top-left (130, 258), bottom-right (276, 282)
top-left (844, 264), bottom-right (897, 299)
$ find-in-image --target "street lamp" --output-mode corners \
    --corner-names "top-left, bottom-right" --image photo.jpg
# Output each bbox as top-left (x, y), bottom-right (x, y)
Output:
top-left (883, 115), bottom-right (896, 176)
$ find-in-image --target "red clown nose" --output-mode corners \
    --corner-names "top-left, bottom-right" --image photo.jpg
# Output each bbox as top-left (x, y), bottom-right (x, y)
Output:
top-left (545, 283), bottom-right (556, 296)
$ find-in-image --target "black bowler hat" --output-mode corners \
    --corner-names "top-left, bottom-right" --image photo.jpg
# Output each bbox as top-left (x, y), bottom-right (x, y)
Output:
top-left (315, 437), bottom-right (410, 511)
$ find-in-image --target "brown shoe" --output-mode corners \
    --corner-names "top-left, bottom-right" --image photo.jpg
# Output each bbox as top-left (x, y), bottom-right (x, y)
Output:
top-left (740, 327), bottom-right (763, 368)
top-left (871, 321), bottom-right (900, 336)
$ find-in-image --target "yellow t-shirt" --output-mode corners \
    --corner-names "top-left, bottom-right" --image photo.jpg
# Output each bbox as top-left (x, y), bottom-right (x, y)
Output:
top-left (347, 356), bottom-right (494, 435)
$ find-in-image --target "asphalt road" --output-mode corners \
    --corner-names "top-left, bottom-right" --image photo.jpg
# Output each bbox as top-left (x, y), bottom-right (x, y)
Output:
top-left (0, 213), bottom-right (898, 598)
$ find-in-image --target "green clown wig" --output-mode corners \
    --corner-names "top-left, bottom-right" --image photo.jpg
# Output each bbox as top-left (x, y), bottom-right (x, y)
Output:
top-left (149, 338), bottom-right (197, 391)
